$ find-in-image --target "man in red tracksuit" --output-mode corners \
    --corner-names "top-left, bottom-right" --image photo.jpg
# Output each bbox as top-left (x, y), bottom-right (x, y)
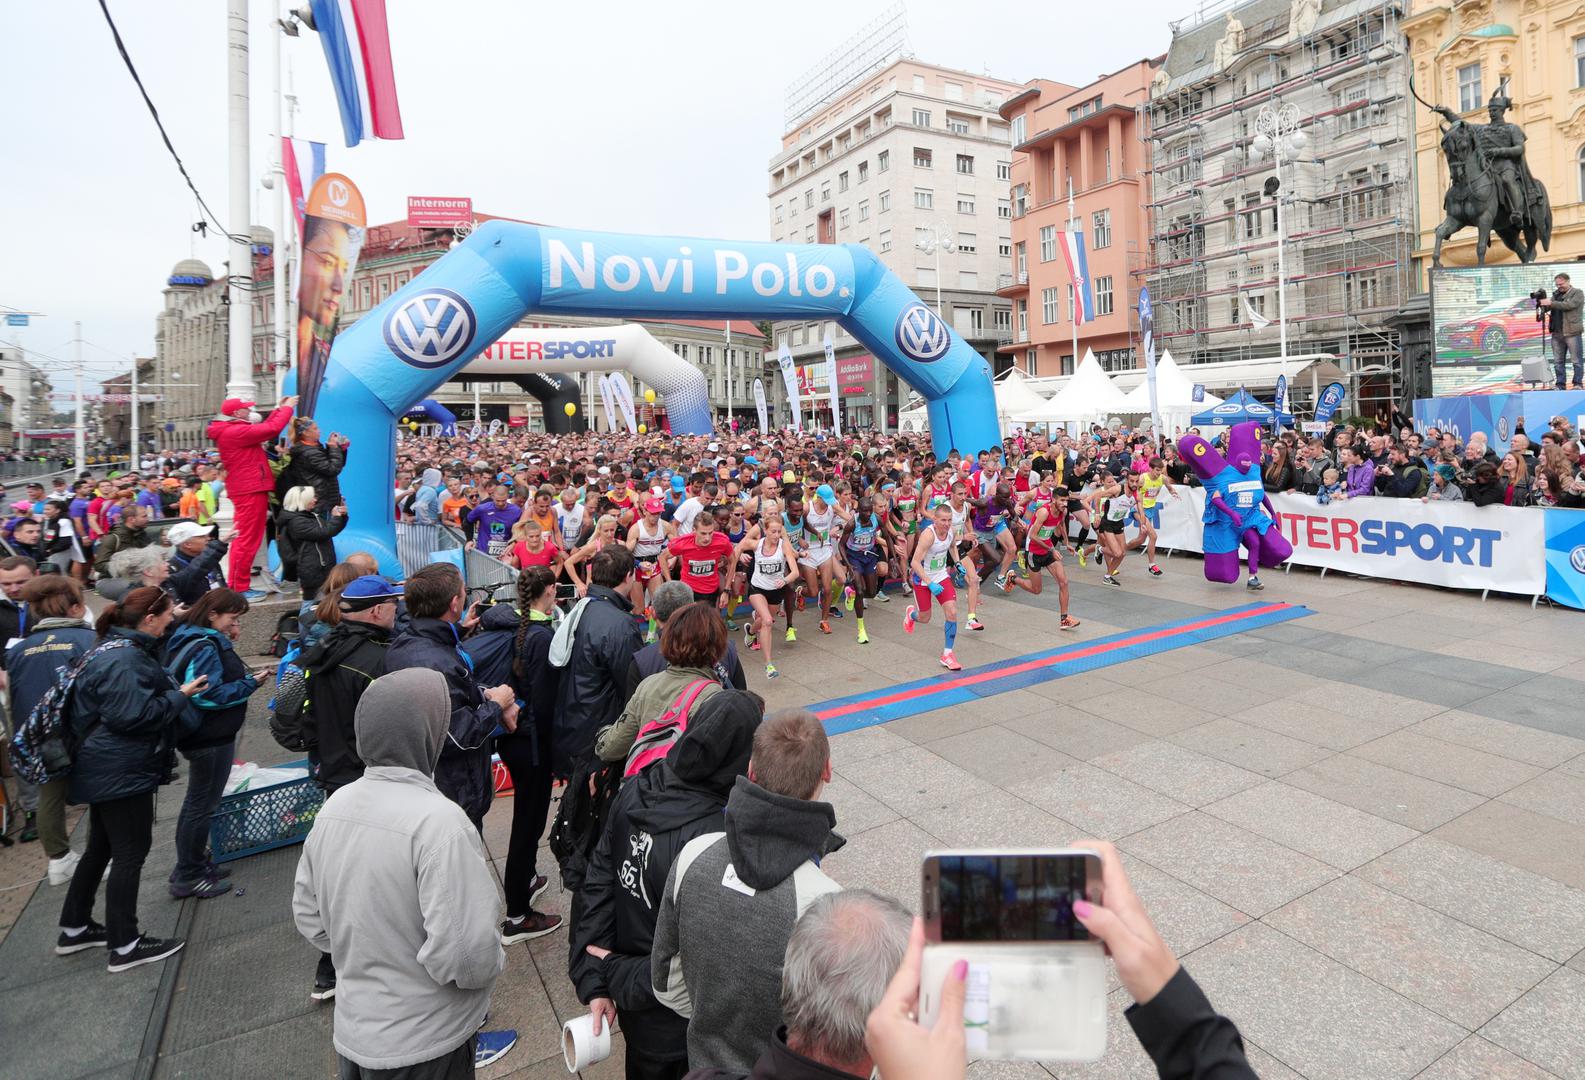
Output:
top-left (207, 395), bottom-right (297, 597)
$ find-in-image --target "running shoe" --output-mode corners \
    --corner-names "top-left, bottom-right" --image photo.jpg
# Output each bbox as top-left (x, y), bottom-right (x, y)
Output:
top-left (819, 620), bottom-right (832, 635)
top-left (796, 591), bottom-right (806, 612)
top-left (1060, 614), bottom-right (1081, 632)
top-left (875, 588), bottom-right (891, 603)
top-left (1247, 576), bottom-right (1264, 591)
top-left (940, 650), bottom-right (963, 671)
top-left (966, 615), bottom-right (985, 631)
top-left (903, 605), bottom-right (917, 634)
top-left (953, 565), bottom-right (968, 588)
top-left (785, 627), bottom-right (798, 643)
top-left (475, 1030), bottom-right (518, 1068)
top-left (1148, 564), bottom-right (1163, 578)
top-left (828, 604), bottom-right (844, 619)
top-left (55, 922), bottom-right (108, 955)
top-left (1016, 551), bottom-right (1028, 572)
top-left (765, 663), bottom-right (779, 679)
top-left (107, 935), bottom-right (185, 973)
top-left (995, 572), bottom-right (1012, 593)
top-left (500, 910), bottom-right (562, 944)
top-left (242, 590), bottom-right (271, 603)
top-left (856, 626), bottom-right (869, 644)
top-left (726, 617), bottom-right (738, 632)
top-left (743, 622), bottom-right (755, 648)
top-left (843, 585), bottom-right (855, 611)
top-left (1101, 574), bottom-right (1121, 588)
top-left (1076, 547), bottom-right (1087, 568)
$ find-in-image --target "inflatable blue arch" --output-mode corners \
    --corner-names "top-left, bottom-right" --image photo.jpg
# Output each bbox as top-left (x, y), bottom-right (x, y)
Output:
top-left (310, 221), bottom-right (1001, 574)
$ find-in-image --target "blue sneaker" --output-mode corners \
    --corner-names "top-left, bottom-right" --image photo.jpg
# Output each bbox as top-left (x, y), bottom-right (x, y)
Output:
top-left (475, 1029), bottom-right (517, 1068)
top-left (242, 589), bottom-right (271, 603)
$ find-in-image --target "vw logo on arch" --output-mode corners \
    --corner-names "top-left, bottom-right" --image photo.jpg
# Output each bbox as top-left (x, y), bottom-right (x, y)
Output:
top-left (894, 304), bottom-right (951, 363)
top-left (1570, 545), bottom-right (1585, 575)
top-left (384, 289), bottom-right (477, 369)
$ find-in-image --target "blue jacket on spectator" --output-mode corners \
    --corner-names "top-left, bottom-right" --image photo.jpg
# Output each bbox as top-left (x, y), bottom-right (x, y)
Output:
top-left (67, 627), bottom-right (189, 805)
top-left (164, 623), bottom-right (257, 752)
top-left (3, 617), bottom-right (96, 721)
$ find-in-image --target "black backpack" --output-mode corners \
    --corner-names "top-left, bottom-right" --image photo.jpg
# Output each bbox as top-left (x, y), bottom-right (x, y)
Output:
top-left (270, 611), bottom-right (300, 659)
top-left (548, 758), bottom-right (620, 890)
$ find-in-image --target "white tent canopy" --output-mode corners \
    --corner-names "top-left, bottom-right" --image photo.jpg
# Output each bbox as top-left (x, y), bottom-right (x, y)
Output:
top-left (1119, 350), bottom-right (1224, 424)
top-left (1011, 350), bottom-right (1129, 424)
top-left (994, 368), bottom-right (1052, 425)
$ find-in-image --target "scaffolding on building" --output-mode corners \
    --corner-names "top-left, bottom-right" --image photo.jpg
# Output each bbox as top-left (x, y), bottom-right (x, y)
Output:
top-left (1139, 0), bottom-right (1415, 408)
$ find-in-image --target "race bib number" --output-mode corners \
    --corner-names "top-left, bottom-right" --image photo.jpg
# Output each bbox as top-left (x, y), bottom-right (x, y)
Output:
top-left (1227, 479), bottom-right (1262, 509)
top-left (688, 558), bottom-right (717, 577)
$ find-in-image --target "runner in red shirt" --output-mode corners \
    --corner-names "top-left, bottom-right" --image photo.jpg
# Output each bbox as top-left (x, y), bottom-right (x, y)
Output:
top-left (665, 509), bottom-right (734, 609)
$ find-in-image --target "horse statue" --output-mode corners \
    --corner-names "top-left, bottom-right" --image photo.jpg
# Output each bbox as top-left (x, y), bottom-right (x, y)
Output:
top-left (1422, 79), bottom-right (1552, 267)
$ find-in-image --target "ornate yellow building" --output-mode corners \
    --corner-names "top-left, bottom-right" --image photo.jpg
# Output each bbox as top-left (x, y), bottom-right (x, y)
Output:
top-left (1406, 0), bottom-right (1585, 274)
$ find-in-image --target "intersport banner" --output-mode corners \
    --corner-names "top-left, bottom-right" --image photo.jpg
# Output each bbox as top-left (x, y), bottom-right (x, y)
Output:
top-left (1156, 488), bottom-right (1546, 596)
top-left (296, 172), bottom-right (366, 418)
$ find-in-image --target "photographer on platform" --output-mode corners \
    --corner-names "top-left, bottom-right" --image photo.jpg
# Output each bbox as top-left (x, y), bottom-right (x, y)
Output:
top-left (1537, 272), bottom-right (1585, 390)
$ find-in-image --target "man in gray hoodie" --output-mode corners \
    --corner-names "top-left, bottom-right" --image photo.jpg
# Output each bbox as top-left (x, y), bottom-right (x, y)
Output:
top-left (652, 708), bottom-right (845, 1073)
top-left (293, 669), bottom-right (507, 1078)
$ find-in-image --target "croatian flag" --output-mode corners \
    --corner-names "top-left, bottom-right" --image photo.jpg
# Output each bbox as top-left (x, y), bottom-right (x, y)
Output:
top-left (1059, 225), bottom-right (1095, 327)
top-left (309, 0), bottom-right (405, 148)
top-left (281, 137), bottom-right (326, 236)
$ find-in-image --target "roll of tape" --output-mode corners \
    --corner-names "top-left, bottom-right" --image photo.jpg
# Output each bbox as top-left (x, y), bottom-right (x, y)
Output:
top-left (562, 1013), bottom-right (613, 1072)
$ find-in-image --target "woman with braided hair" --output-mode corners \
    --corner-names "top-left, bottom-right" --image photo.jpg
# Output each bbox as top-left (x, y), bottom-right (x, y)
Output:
top-left (498, 565), bottom-right (564, 945)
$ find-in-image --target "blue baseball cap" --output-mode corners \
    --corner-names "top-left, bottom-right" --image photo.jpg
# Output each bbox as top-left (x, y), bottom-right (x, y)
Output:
top-left (671, 476), bottom-right (686, 491)
top-left (816, 484), bottom-right (836, 504)
top-left (339, 574), bottom-right (403, 610)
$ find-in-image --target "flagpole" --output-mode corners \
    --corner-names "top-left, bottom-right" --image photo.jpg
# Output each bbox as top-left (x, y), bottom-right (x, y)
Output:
top-left (1068, 177), bottom-right (1078, 375)
top-left (271, 0), bottom-right (288, 403)
top-left (225, 0), bottom-right (255, 402)
top-left (724, 322), bottom-right (733, 430)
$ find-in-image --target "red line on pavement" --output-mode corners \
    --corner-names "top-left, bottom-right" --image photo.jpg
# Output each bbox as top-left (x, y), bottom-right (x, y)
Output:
top-left (815, 602), bottom-right (1292, 721)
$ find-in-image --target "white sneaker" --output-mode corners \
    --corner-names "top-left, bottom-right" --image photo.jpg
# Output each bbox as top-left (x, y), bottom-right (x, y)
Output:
top-left (49, 850), bottom-right (81, 886)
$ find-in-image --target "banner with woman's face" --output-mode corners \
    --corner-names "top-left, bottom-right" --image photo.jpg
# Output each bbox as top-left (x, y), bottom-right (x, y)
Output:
top-left (296, 173), bottom-right (366, 418)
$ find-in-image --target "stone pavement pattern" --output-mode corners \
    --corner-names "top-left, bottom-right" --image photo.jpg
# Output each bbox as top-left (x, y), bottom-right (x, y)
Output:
top-left (2, 563), bottom-right (1583, 1079)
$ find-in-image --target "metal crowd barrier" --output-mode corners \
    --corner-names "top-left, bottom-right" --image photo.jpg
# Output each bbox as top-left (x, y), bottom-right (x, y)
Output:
top-left (393, 520), bottom-right (518, 593)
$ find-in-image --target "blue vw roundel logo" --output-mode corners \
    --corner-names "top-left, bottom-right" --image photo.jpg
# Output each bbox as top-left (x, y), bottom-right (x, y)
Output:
top-left (384, 288), bottom-right (477, 369)
top-left (1496, 416), bottom-right (1510, 442)
top-left (894, 304), bottom-right (951, 363)
top-left (1570, 545), bottom-right (1585, 575)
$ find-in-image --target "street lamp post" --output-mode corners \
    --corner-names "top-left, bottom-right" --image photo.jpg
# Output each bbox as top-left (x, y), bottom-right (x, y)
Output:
top-left (914, 223), bottom-right (956, 315)
top-left (1251, 102), bottom-right (1308, 434)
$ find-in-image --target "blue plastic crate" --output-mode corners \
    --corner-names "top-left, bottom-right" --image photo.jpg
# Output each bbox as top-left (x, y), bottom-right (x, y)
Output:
top-left (208, 758), bottom-right (325, 864)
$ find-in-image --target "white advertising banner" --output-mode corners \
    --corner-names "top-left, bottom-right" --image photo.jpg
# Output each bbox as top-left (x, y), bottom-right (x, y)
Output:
top-left (597, 374), bottom-right (618, 432)
top-left (1157, 488), bottom-right (1546, 596)
top-left (609, 372), bottom-right (638, 433)
top-left (777, 340), bottom-right (802, 432)
top-left (753, 378), bottom-right (768, 432)
top-left (823, 324), bottom-right (841, 441)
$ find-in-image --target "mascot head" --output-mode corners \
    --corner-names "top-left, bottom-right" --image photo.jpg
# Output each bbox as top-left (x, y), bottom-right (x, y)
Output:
top-left (1177, 431), bottom-right (1228, 482)
top-left (1227, 421), bottom-right (1263, 473)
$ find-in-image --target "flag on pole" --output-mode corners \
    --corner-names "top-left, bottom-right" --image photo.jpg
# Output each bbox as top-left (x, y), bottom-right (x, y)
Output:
top-left (309, 0), bottom-right (405, 148)
top-left (777, 340), bottom-right (802, 432)
top-left (1139, 286), bottom-right (1161, 437)
top-left (754, 378), bottom-right (768, 432)
top-left (1240, 291), bottom-right (1272, 330)
top-left (822, 324), bottom-right (841, 441)
top-left (282, 137), bottom-right (327, 236)
top-left (1059, 194), bottom-right (1094, 327)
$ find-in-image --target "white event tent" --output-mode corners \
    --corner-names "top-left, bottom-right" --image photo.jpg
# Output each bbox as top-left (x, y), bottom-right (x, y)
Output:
top-left (1011, 350), bottom-right (1129, 428)
top-left (1119, 350), bottom-right (1223, 434)
top-left (993, 368), bottom-right (1053, 427)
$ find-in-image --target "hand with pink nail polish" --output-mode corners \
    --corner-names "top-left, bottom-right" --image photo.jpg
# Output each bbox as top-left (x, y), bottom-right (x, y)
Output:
top-left (865, 917), bottom-right (968, 1080)
top-left (1071, 839), bottom-right (1180, 1006)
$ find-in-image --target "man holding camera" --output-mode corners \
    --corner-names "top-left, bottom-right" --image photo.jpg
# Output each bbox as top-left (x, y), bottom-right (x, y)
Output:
top-left (1539, 272), bottom-right (1585, 390)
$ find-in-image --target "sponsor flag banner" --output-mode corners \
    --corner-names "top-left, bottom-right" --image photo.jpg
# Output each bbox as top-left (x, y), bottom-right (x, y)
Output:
top-left (1157, 489), bottom-right (1546, 596)
top-left (1240, 291), bottom-right (1272, 330)
top-left (610, 372), bottom-right (638, 433)
top-left (1191, 383), bottom-right (1205, 403)
top-left (1139, 286), bottom-right (1160, 436)
top-left (308, 0), bottom-right (405, 148)
top-left (754, 378), bottom-right (768, 432)
top-left (597, 374), bottom-right (618, 432)
top-left (777, 340), bottom-right (802, 432)
top-left (488, 418), bottom-right (503, 436)
top-left (823, 324), bottom-right (841, 440)
top-left (1543, 508), bottom-right (1585, 610)
top-left (406, 196), bottom-right (472, 230)
top-left (4, 314), bottom-right (27, 327)
top-left (1274, 374), bottom-right (1289, 433)
top-left (1313, 381), bottom-right (1347, 425)
top-left (468, 420), bottom-right (482, 441)
top-left (283, 137), bottom-right (327, 236)
top-left (296, 172), bottom-right (366, 418)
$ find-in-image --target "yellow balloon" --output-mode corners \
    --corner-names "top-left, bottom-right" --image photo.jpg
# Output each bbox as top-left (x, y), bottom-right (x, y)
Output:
top-left (563, 402), bottom-right (577, 417)
top-left (644, 388), bottom-right (656, 403)
top-left (638, 423), bottom-right (648, 434)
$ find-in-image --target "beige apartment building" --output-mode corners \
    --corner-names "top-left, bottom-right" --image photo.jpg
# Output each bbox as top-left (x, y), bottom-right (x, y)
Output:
top-left (767, 57), bottom-right (1022, 428)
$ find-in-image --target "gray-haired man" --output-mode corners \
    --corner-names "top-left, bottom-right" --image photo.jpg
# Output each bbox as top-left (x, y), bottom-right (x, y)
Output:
top-left (681, 890), bottom-right (911, 1080)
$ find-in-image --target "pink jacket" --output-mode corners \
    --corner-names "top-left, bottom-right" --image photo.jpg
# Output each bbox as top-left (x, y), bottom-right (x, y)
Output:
top-left (206, 405), bottom-right (294, 496)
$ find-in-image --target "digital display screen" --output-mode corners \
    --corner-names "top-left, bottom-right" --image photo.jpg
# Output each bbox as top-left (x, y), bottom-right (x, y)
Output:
top-left (936, 854), bottom-right (1093, 942)
top-left (1430, 262), bottom-right (1581, 396)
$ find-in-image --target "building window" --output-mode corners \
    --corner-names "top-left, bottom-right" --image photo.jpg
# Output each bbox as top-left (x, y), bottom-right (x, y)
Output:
top-left (913, 74), bottom-right (926, 91)
top-left (877, 149), bottom-right (889, 172)
top-left (1066, 284), bottom-right (1074, 322)
top-left (1010, 114), bottom-right (1026, 146)
top-left (775, 204), bottom-right (784, 223)
top-left (947, 117), bottom-right (970, 135)
top-left (839, 209), bottom-right (850, 229)
top-left (1241, 194), bottom-right (1264, 239)
top-left (960, 270), bottom-right (979, 288)
top-left (805, 189), bottom-right (814, 209)
top-left (914, 147), bottom-right (933, 168)
top-left (821, 182), bottom-right (831, 202)
top-left (880, 230), bottom-right (892, 253)
top-left (1016, 299), bottom-right (1028, 337)
top-left (914, 188), bottom-right (933, 209)
top-left (1067, 96), bottom-right (1101, 122)
top-left (1016, 242), bottom-right (1027, 277)
top-left (1039, 225), bottom-right (1057, 262)
top-left (915, 227), bottom-right (933, 248)
top-left (1013, 185), bottom-right (1028, 216)
top-left (858, 200), bottom-right (870, 222)
top-left (912, 108), bottom-right (932, 127)
top-left (944, 81), bottom-right (964, 102)
top-left (957, 197), bottom-right (975, 214)
top-left (879, 190), bottom-right (891, 212)
top-left (955, 154), bottom-right (974, 174)
top-left (838, 171), bottom-right (849, 192)
top-left (996, 161), bottom-right (1011, 181)
top-left (1458, 62), bottom-right (1482, 113)
top-left (805, 225), bottom-right (815, 242)
top-left (998, 199), bottom-right (1011, 219)
top-left (998, 240), bottom-right (1011, 258)
top-left (1092, 209), bottom-right (1112, 249)
top-left (957, 232), bottom-right (977, 253)
top-left (1094, 275), bottom-right (1114, 316)
top-left (1042, 287), bottom-right (1060, 324)
top-left (1578, 145), bottom-right (1585, 201)
top-left (994, 307), bottom-right (1011, 331)
top-left (1577, 37), bottom-right (1585, 88)
top-left (858, 160), bottom-right (869, 183)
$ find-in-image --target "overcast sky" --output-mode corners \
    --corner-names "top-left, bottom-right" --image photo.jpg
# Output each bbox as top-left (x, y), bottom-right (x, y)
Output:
top-left (0, 0), bottom-right (1185, 390)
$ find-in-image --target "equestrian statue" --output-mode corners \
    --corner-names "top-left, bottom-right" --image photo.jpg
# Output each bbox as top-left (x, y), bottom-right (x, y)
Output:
top-left (1417, 77), bottom-right (1552, 266)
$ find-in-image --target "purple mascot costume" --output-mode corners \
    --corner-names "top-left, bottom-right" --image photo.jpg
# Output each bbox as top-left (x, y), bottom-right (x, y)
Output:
top-left (1177, 421), bottom-right (1293, 589)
